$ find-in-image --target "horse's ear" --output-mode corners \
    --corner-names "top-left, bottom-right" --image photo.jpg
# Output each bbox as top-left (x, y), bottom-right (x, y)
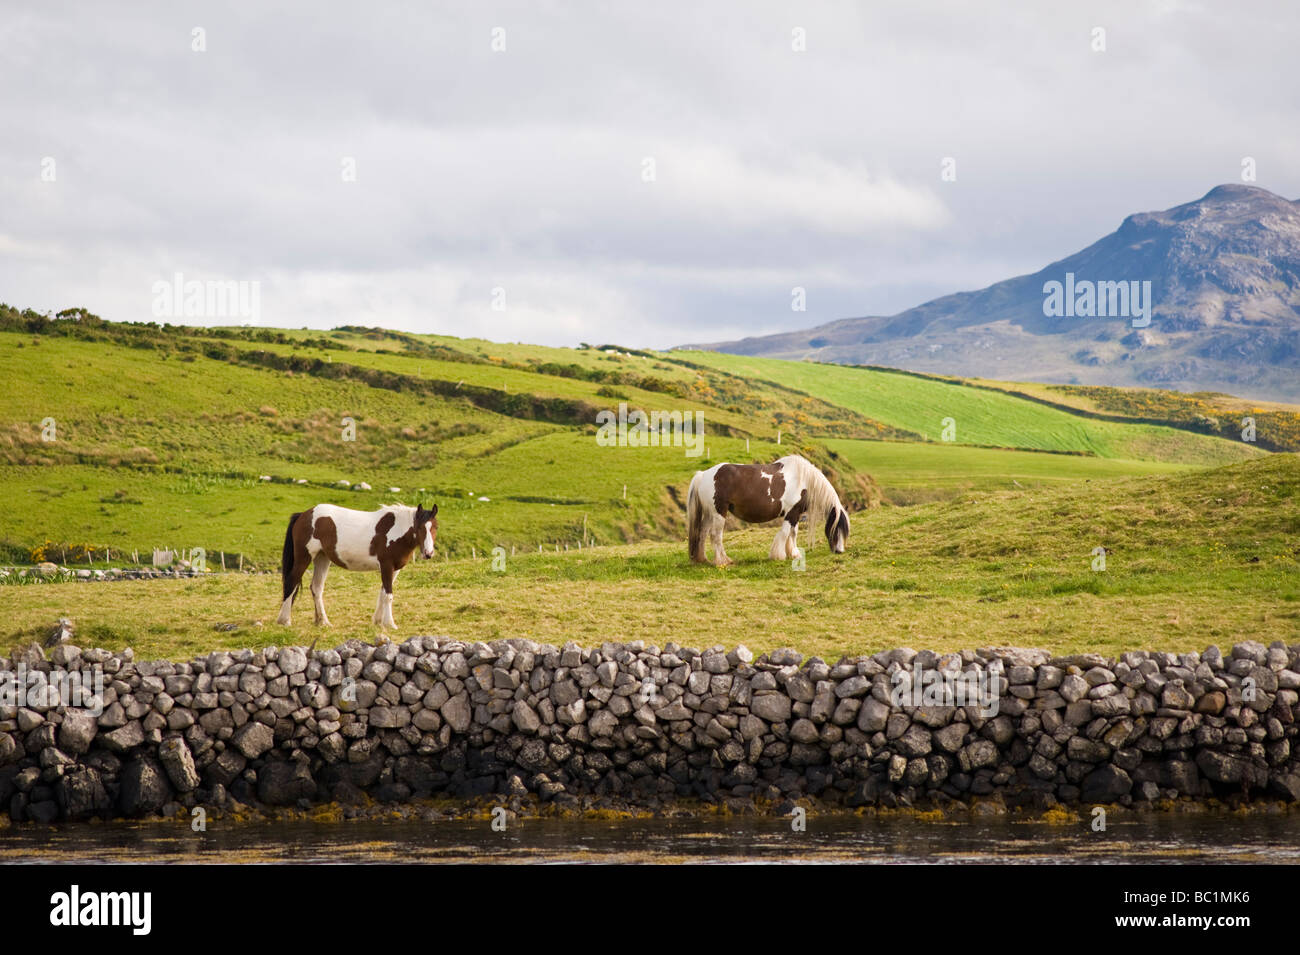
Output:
top-left (429, 502), bottom-right (438, 517)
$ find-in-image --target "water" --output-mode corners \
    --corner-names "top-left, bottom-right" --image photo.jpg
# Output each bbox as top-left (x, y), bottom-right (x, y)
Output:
top-left (4, 813), bottom-right (1300, 864)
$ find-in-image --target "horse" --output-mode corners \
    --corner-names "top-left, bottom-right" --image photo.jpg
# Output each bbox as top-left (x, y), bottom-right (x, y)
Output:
top-left (687, 454), bottom-right (849, 566)
top-left (276, 502), bottom-right (437, 629)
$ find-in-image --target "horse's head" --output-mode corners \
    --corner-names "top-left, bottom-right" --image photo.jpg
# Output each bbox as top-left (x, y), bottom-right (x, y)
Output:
top-left (824, 506), bottom-right (850, 554)
top-left (414, 503), bottom-right (438, 558)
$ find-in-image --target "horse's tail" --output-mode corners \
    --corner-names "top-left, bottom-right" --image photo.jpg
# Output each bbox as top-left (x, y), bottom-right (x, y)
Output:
top-left (281, 512), bottom-right (301, 601)
top-left (687, 474), bottom-right (706, 563)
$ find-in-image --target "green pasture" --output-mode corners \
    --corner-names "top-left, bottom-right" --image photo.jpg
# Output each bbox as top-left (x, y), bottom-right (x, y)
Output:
top-left (4, 454), bottom-right (1295, 661)
top-left (678, 350), bottom-right (1264, 465)
top-left (827, 438), bottom-right (1191, 503)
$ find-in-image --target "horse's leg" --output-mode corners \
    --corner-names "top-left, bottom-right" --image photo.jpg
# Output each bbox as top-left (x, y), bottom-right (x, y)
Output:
top-left (276, 552), bottom-right (310, 626)
top-left (712, 516), bottom-right (732, 567)
top-left (374, 564), bottom-right (395, 628)
top-left (769, 523), bottom-right (789, 561)
top-left (383, 569), bottom-right (400, 629)
top-left (310, 555), bottom-right (331, 626)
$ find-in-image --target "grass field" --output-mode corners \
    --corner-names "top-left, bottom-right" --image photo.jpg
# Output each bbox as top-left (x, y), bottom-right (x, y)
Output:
top-left (2, 308), bottom-right (1295, 664)
top-left (679, 350), bottom-right (1265, 464)
top-left (0, 330), bottom-right (788, 561)
top-left (826, 439), bottom-right (1192, 503)
top-left (4, 454), bottom-right (1296, 662)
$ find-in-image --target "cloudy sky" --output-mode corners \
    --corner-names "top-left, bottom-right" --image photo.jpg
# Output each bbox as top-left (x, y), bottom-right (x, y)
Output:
top-left (4, 1), bottom-right (1298, 348)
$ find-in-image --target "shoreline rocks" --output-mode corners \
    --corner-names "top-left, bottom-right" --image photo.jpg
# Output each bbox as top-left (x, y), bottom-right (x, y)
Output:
top-left (2, 637), bottom-right (1299, 823)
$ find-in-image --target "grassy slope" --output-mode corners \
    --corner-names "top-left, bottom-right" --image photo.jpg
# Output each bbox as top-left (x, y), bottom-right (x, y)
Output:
top-left (954, 377), bottom-right (1300, 452)
top-left (0, 315), bottom-right (1280, 573)
top-left (218, 337), bottom-right (763, 439)
top-left (966, 376), bottom-right (1300, 415)
top-left (679, 350), bottom-right (1264, 464)
top-left (0, 332), bottom-right (779, 561)
top-left (5, 454), bottom-right (1295, 661)
top-left (229, 328), bottom-right (901, 442)
top-left (1, 314), bottom-right (1295, 662)
top-left (257, 327), bottom-right (705, 384)
top-left (826, 439), bottom-right (1190, 504)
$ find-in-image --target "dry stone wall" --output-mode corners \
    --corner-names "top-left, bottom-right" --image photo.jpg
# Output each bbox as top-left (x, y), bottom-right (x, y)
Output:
top-left (2, 636), bottom-right (1299, 822)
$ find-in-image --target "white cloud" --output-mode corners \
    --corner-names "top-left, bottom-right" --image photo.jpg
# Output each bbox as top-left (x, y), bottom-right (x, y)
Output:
top-left (1, 0), bottom-right (1297, 347)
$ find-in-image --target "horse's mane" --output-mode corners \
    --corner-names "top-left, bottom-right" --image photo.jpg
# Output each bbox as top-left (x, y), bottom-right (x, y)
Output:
top-left (784, 455), bottom-right (843, 550)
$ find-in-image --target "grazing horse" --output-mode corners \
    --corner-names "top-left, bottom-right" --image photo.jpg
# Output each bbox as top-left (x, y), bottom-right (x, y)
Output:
top-left (276, 503), bottom-right (437, 629)
top-left (687, 454), bottom-right (849, 566)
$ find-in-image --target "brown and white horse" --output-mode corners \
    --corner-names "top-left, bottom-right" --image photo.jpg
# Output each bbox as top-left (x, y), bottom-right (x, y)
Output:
top-left (276, 503), bottom-right (437, 629)
top-left (687, 454), bottom-right (849, 566)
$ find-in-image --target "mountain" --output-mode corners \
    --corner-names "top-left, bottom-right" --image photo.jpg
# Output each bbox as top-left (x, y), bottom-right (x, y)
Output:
top-left (691, 185), bottom-right (1300, 402)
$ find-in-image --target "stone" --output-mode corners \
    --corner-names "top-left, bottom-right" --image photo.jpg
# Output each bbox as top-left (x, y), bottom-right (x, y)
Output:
top-left (1059, 674), bottom-right (1088, 703)
top-left (958, 740), bottom-right (997, 772)
top-left (1194, 691), bottom-right (1226, 715)
top-left (205, 749), bottom-right (247, 787)
top-left (790, 719), bottom-right (820, 744)
top-left (56, 766), bottom-right (110, 818)
top-left (368, 707), bottom-right (410, 729)
top-left (97, 701), bottom-right (127, 728)
top-left (119, 758), bottom-right (173, 815)
top-left (278, 647), bottom-right (308, 675)
top-left (440, 692), bottom-right (472, 733)
top-left (750, 694), bottom-right (792, 723)
top-left (897, 725), bottom-right (933, 758)
top-left (835, 676), bottom-right (871, 698)
top-left (15, 635), bottom-right (1300, 821)
top-left (934, 723), bottom-right (969, 753)
top-left (1269, 774), bottom-right (1300, 802)
top-left (857, 698), bottom-right (890, 733)
top-left (1195, 750), bottom-right (1263, 787)
top-left (257, 760), bottom-right (316, 805)
top-left (231, 721), bottom-right (275, 759)
top-left (512, 701), bottom-right (541, 734)
top-left (157, 737), bottom-right (201, 792)
top-left (1080, 765), bottom-right (1132, 803)
top-left (102, 721), bottom-right (145, 754)
top-left (57, 710), bottom-right (98, 755)
top-left (1161, 682), bottom-right (1195, 710)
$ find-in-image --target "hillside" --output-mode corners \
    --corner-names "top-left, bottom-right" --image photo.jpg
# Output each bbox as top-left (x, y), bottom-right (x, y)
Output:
top-left (0, 305), bottom-right (1279, 569)
top-left (0, 310), bottom-right (883, 565)
top-left (678, 351), bottom-right (1264, 464)
top-left (694, 185), bottom-right (1300, 402)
